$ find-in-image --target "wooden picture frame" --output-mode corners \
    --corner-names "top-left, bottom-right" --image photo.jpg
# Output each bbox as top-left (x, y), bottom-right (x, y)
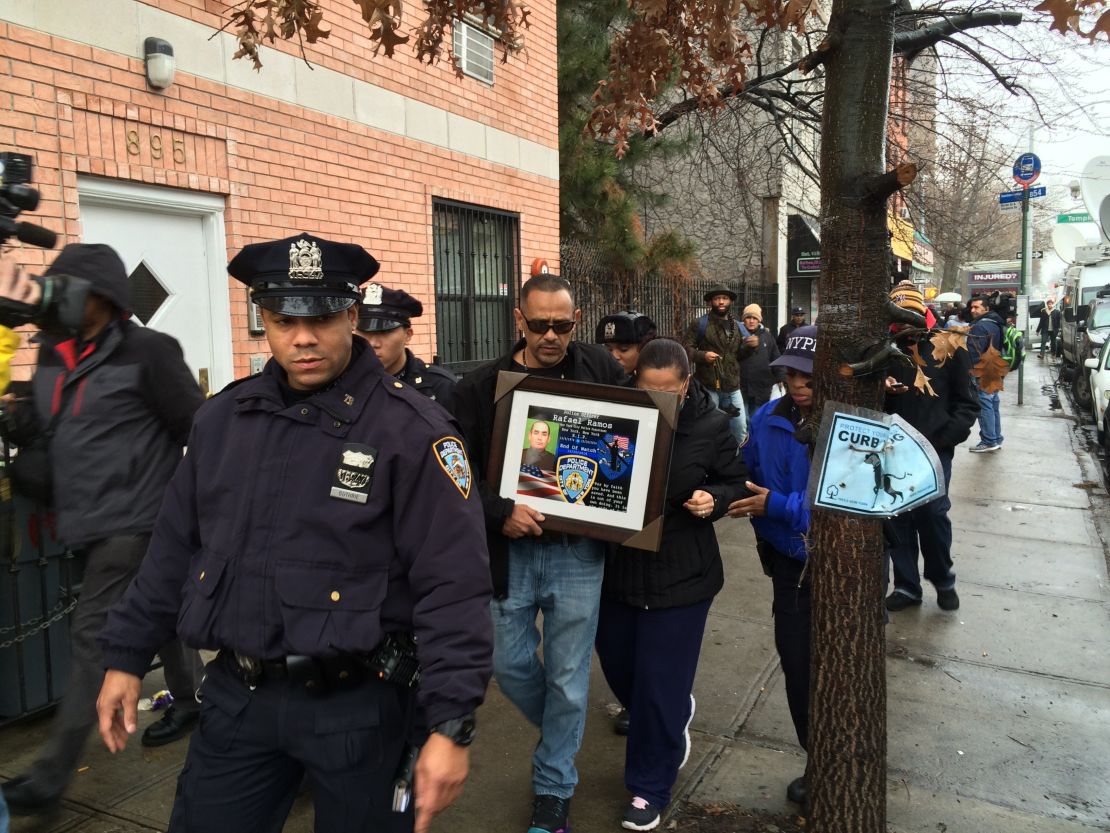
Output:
top-left (487, 371), bottom-right (680, 551)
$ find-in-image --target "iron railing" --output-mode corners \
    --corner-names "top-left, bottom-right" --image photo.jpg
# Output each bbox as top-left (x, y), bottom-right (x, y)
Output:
top-left (433, 200), bottom-right (521, 374)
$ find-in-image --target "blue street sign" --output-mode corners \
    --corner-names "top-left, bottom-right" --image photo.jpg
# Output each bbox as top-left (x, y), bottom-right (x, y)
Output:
top-left (999, 185), bottom-right (1046, 204)
top-left (1012, 153), bottom-right (1041, 186)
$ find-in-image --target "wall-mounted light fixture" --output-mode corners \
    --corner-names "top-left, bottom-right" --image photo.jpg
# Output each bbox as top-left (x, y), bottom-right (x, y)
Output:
top-left (144, 37), bottom-right (175, 90)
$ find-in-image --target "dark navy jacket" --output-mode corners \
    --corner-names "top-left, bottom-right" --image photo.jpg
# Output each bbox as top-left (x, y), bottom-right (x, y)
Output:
top-left (743, 396), bottom-right (811, 561)
top-left (100, 339), bottom-right (493, 726)
top-left (968, 310), bottom-right (1004, 365)
top-left (396, 349), bottom-right (457, 410)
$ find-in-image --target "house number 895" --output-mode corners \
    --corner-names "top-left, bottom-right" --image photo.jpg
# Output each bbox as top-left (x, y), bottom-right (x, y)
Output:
top-left (126, 129), bottom-right (186, 164)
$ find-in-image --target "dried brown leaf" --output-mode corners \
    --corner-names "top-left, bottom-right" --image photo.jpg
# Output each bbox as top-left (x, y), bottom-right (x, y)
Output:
top-left (1034, 0), bottom-right (1080, 33)
top-left (913, 364), bottom-right (937, 397)
top-left (929, 329), bottom-right (968, 367)
top-left (970, 344), bottom-right (1010, 394)
top-left (908, 341), bottom-right (927, 367)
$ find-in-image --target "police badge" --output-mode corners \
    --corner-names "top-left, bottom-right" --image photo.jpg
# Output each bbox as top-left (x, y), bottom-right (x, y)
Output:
top-left (289, 239), bottom-right (323, 280)
top-left (433, 436), bottom-right (472, 499)
top-left (604, 321), bottom-right (617, 339)
top-left (556, 455), bottom-right (598, 504)
top-left (364, 283), bottom-right (384, 305)
top-left (331, 443), bottom-right (378, 503)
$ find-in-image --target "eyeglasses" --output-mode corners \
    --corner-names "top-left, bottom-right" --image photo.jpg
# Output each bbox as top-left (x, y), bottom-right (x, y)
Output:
top-left (521, 314), bottom-right (576, 335)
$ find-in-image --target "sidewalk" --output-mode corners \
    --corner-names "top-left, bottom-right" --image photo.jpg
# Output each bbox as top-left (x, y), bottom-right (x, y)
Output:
top-left (3, 358), bottom-right (1108, 832)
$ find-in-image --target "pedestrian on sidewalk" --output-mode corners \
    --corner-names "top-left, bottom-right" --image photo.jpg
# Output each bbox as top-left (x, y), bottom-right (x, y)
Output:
top-left (595, 339), bottom-right (749, 831)
top-left (681, 284), bottom-right (747, 445)
top-left (95, 234), bottom-right (493, 833)
top-left (726, 325), bottom-right (817, 808)
top-left (967, 294), bottom-right (1008, 453)
top-left (451, 273), bottom-right (625, 833)
top-left (1036, 299), bottom-right (1056, 359)
top-left (883, 283), bottom-right (979, 612)
top-left (737, 304), bottom-right (785, 422)
top-left (0, 247), bottom-right (204, 818)
top-left (776, 306), bottom-right (806, 351)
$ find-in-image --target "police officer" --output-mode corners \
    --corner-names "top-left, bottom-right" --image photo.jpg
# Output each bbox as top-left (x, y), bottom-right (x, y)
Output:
top-left (95, 233), bottom-right (493, 833)
top-left (356, 284), bottom-right (457, 409)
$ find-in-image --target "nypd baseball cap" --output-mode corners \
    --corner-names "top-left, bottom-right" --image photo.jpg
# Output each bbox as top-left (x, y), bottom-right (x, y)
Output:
top-left (771, 324), bottom-right (817, 374)
top-left (229, 232), bottom-right (380, 317)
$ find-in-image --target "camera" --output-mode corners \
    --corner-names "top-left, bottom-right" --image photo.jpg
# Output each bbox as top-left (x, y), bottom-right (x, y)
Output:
top-left (1, 152), bottom-right (57, 249)
top-left (1, 152), bottom-right (89, 334)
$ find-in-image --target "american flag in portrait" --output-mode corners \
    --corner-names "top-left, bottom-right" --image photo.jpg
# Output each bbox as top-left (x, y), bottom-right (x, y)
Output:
top-left (518, 464), bottom-right (562, 498)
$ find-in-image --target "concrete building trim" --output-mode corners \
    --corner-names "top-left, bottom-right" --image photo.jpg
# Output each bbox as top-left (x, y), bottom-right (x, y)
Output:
top-left (0, 0), bottom-right (559, 181)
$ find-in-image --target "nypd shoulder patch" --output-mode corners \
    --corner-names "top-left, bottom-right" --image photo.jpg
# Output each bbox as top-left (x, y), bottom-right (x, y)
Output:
top-left (433, 436), bottom-right (471, 499)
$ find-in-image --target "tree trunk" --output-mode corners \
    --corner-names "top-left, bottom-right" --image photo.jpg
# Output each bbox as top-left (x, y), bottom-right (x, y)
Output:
top-left (808, 1), bottom-right (894, 831)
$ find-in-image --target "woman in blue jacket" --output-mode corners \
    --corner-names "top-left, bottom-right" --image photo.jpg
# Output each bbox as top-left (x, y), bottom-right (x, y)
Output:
top-left (727, 325), bottom-right (816, 808)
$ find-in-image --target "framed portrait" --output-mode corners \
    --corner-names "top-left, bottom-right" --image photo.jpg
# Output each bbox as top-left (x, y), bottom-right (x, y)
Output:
top-left (487, 372), bottom-right (681, 551)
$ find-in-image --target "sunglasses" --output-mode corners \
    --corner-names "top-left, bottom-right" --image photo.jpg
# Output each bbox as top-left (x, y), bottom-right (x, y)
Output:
top-left (521, 314), bottom-right (576, 336)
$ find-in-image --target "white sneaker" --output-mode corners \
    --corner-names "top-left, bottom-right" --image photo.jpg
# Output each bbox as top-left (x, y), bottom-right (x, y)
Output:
top-left (679, 694), bottom-right (696, 769)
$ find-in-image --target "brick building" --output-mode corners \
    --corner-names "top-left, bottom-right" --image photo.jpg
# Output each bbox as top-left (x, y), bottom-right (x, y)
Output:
top-left (0, 0), bottom-right (559, 386)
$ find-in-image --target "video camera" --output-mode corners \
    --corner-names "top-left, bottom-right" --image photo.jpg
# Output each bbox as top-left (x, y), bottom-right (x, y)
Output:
top-left (1, 152), bottom-right (90, 334)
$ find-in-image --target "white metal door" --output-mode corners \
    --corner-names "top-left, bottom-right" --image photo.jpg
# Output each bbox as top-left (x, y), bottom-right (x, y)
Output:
top-left (77, 180), bottom-right (231, 391)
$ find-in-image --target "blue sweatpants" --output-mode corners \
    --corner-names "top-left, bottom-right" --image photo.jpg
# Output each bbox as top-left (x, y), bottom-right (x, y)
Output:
top-left (595, 597), bottom-right (711, 808)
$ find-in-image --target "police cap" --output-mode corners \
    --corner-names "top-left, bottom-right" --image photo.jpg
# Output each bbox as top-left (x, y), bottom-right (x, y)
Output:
top-left (595, 311), bottom-right (657, 345)
top-left (229, 233), bottom-right (380, 317)
top-left (357, 284), bottom-right (423, 332)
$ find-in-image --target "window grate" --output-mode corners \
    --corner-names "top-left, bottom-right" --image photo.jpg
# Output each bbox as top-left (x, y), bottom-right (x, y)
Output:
top-left (433, 200), bottom-right (520, 373)
top-left (454, 21), bottom-right (494, 84)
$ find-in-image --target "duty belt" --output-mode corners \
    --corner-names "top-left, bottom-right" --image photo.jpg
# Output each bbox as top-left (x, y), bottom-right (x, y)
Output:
top-left (225, 632), bottom-right (421, 693)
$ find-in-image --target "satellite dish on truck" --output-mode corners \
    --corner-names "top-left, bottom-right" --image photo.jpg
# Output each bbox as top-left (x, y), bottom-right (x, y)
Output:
top-left (1079, 156), bottom-right (1110, 242)
top-left (1101, 194), bottom-right (1110, 242)
top-left (1052, 222), bottom-right (1098, 263)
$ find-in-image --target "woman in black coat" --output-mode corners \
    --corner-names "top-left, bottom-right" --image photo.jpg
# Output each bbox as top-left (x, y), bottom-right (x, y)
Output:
top-left (595, 338), bottom-right (750, 831)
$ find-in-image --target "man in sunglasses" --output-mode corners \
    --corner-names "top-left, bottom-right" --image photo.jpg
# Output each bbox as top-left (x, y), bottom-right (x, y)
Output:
top-left (452, 273), bottom-right (624, 833)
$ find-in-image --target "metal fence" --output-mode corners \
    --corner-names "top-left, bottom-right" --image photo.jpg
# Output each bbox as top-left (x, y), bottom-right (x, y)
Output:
top-left (561, 239), bottom-right (780, 342)
top-left (1, 467), bottom-right (77, 728)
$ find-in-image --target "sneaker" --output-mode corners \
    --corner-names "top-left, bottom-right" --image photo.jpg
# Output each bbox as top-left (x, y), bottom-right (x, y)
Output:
top-left (969, 442), bottom-right (1001, 453)
top-left (937, 587), bottom-right (960, 611)
top-left (679, 694), bottom-right (696, 769)
top-left (622, 796), bottom-right (661, 831)
top-left (529, 794), bottom-right (570, 833)
top-left (885, 592), bottom-right (922, 612)
top-left (613, 707), bottom-right (630, 736)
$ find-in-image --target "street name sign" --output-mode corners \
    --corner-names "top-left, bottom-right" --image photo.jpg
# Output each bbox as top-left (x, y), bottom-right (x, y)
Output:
top-left (1057, 211), bottom-right (1094, 223)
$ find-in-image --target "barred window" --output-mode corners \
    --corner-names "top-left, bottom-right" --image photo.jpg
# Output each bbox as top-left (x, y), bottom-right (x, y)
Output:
top-left (454, 21), bottom-right (495, 85)
top-left (433, 200), bottom-right (520, 373)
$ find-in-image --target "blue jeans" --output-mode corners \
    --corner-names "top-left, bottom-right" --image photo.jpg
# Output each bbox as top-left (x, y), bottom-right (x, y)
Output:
top-left (492, 535), bottom-right (605, 798)
top-left (707, 388), bottom-right (747, 445)
top-left (888, 449), bottom-right (955, 601)
top-left (0, 788), bottom-right (9, 833)
top-left (975, 382), bottom-right (1003, 446)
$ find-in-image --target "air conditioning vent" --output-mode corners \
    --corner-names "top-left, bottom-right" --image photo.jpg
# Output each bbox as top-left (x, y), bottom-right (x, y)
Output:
top-left (455, 21), bottom-right (494, 85)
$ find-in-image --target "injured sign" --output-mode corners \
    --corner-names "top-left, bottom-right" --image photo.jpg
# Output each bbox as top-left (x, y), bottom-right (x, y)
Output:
top-left (807, 403), bottom-right (945, 517)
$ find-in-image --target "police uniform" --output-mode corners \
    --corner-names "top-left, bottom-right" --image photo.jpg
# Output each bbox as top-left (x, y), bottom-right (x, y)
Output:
top-left (357, 283), bottom-right (458, 408)
top-left (99, 234), bottom-right (493, 833)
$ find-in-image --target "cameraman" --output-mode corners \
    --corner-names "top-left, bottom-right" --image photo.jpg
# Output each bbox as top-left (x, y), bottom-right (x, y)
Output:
top-left (0, 246), bottom-right (205, 817)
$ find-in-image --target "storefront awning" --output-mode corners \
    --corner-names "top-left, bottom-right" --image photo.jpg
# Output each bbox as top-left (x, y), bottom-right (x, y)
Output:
top-left (888, 215), bottom-right (914, 262)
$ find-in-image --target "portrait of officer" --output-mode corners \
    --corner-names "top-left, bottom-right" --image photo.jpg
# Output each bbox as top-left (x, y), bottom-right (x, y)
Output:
top-left (95, 233), bottom-right (493, 833)
top-left (520, 419), bottom-right (557, 471)
top-left (356, 283), bottom-right (458, 409)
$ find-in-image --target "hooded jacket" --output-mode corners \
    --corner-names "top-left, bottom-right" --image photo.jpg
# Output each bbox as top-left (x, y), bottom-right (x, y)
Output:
top-left (682, 311), bottom-right (744, 392)
top-left (28, 318), bottom-right (203, 545)
top-left (602, 380), bottom-right (749, 609)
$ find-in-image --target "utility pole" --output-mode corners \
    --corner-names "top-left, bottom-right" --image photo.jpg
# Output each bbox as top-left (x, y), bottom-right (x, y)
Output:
top-left (1017, 127), bottom-right (1035, 406)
